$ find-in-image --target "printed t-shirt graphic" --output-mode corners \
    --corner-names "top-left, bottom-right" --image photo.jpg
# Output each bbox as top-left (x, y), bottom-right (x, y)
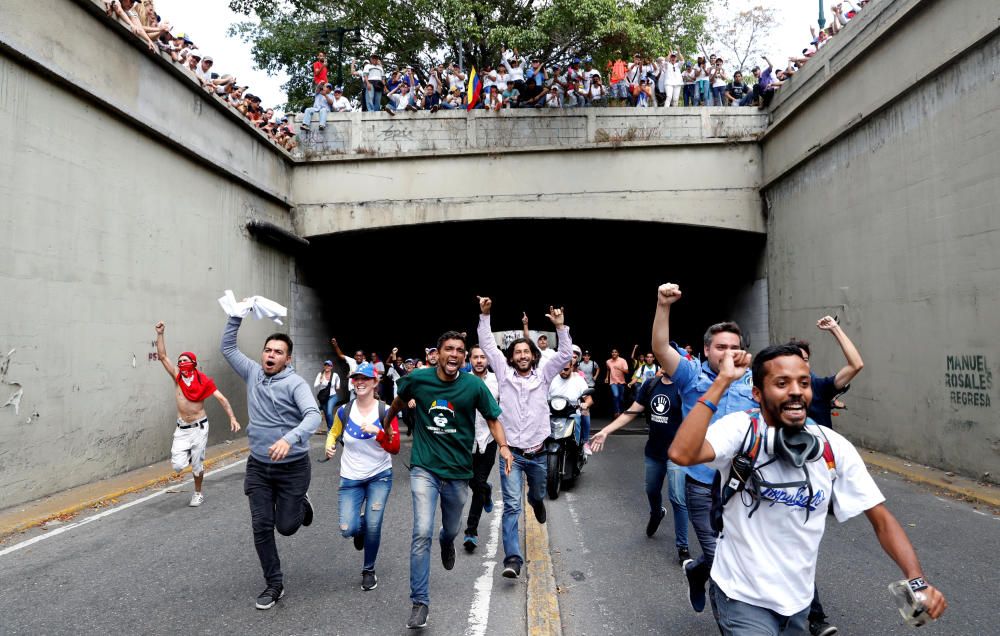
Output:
top-left (396, 368), bottom-right (502, 480)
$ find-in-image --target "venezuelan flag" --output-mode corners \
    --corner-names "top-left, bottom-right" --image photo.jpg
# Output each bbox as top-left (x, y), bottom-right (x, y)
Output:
top-left (466, 66), bottom-right (481, 111)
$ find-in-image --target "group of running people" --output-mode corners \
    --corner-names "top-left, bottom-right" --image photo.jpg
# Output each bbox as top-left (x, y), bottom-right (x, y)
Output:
top-left (154, 283), bottom-right (946, 634)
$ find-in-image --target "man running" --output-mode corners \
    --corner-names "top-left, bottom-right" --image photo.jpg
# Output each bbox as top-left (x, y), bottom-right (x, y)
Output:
top-left (605, 348), bottom-right (630, 417)
top-left (463, 345), bottom-right (501, 551)
top-left (154, 321), bottom-right (240, 507)
top-left (590, 363), bottom-right (689, 563)
top-left (670, 345), bottom-right (947, 634)
top-left (221, 315), bottom-right (321, 610)
top-left (651, 283), bottom-right (756, 614)
top-left (476, 297), bottom-right (572, 579)
top-left (385, 331), bottom-right (513, 630)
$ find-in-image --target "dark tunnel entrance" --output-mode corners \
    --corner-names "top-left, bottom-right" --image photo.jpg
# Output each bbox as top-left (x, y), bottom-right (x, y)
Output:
top-left (297, 218), bottom-right (766, 414)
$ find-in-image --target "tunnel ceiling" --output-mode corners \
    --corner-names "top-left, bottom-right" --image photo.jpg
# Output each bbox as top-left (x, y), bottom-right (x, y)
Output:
top-left (297, 218), bottom-right (765, 362)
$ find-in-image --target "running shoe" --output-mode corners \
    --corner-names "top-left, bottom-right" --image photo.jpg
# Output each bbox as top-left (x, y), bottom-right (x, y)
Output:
top-left (646, 506), bottom-right (665, 536)
top-left (255, 585), bottom-right (284, 610)
top-left (188, 492), bottom-right (204, 507)
top-left (407, 603), bottom-right (428, 629)
top-left (361, 570), bottom-right (378, 591)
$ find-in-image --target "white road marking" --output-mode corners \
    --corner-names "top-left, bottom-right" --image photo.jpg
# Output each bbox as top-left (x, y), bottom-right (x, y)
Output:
top-left (465, 498), bottom-right (503, 636)
top-left (0, 458), bottom-right (248, 559)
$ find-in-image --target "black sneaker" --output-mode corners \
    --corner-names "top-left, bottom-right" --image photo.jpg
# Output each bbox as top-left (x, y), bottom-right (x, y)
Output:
top-left (501, 558), bottom-right (522, 578)
top-left (677, 547), bottom-right (691, 565)
top-left (441, 540), bottom-right (456, 570)
top-left (255, 584), bottom-right (284, 610)
top-left (529, 497), bottom-right (546, 524)
top-left (361, 570), bottom-right (378, 591)
top-left (684, 560), bottom-right (707, 613)
top-left (463, 534), bottom-right (478, 552)
top-left (646, 506), bottom-right (666, 537)
top-left (407, 603), bottom-right (428, 629)
top-left (809, 620), bottom-right (838, 636)
top-left (301, 493), bottom-right (314, 527)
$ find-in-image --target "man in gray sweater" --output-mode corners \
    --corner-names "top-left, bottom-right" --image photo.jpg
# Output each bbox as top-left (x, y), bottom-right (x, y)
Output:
top-left (221, 316), bottom-right (321, 610)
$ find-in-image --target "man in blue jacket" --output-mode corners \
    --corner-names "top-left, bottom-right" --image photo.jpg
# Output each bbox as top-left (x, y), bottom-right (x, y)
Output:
top-left (221, 316), bottom-right (322, 610)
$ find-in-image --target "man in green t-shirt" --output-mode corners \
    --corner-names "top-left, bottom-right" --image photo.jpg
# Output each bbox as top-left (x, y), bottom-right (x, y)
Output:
top-left (385, 330), bottom-right (513, 630)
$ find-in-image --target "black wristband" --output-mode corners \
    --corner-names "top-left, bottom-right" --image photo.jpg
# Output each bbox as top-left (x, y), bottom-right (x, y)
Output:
top-left (908, 577), bottom-right (928, 593)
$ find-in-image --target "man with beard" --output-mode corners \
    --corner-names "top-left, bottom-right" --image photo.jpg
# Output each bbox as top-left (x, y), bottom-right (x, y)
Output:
top-left (652, 283), bottom-right (757, 614)
top-left (669, 345), bottom-right (947, 635)
top-left (154, 321), bottom-right (240, 507)
top-left (463, 345), bottom-right (501, 551)
top-left (221, 316), bottom-right (321, 610)
top-left (476, 297), bottom-right (572, 579)
top-left (384, 331), bottom-right (512, 630)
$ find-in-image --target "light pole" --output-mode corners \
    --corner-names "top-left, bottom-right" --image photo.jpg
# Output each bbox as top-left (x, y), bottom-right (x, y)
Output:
top-left (817, 0), bottom-right (826, 30)
top-left (318, 25), bottom-right (362, 87)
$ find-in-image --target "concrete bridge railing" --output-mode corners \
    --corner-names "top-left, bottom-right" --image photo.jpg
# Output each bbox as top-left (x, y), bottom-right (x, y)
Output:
top-left (294, 108), bottom-right (768, 160)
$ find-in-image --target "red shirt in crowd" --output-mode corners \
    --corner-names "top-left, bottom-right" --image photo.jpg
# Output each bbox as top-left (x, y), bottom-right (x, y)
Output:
top-left (313, 59), bottom-right (328, 85)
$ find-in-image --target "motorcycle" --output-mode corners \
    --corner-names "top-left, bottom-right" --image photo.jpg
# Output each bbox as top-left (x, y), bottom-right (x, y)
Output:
top-left (545, 389), bottom-right (594, 499)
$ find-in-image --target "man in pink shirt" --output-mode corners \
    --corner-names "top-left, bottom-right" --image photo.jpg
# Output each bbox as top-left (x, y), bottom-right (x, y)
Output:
top-left (606, 349), bottom-right (630, 417)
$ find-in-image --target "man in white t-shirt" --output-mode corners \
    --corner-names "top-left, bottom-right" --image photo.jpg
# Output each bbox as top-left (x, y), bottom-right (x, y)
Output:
top-left (669, 344), bottom-right (947, 635)
top-left (329, 86), bottom-right (352, 112)
top-left (463, 345), bottom-right (501, 552)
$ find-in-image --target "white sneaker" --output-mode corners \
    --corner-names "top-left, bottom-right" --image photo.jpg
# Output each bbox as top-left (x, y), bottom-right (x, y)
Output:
top-left (189, 492), bottom-right (205, 507)
top-left (583, 442), bottom-right (593, 457)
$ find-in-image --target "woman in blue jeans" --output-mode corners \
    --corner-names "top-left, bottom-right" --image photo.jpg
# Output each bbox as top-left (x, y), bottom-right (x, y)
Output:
top-left (325, 362), bottom-right (400, 591)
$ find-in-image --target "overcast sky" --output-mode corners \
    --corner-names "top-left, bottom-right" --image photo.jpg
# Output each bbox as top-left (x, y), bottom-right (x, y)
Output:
top-left (153, 0), bottom-right (836, 112)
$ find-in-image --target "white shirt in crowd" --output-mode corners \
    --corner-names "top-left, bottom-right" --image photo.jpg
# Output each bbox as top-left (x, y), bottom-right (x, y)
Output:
top-left (712, 68), bottom-right (728, 88)
top-left (665, 61), bottom-right (684, 86)
top-left (337, 403), bottom-right (392, 480)
top-left (362, 63), bottom-right (384, 82)
top-left (473, 371), bottom-right (500, 452)
top-left (705, 411), bottom-right (885, 616)
top-left (313, 370), bottom-right (341, 392)
top-left (330, 95), bottom-right (352, 111)
top-left (548, 372), bottom-right (589, 414)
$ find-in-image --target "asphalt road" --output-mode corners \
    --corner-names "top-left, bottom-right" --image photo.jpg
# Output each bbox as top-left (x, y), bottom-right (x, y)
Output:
top-left (1, 431), bottom-right (997, 635)
top-left (0, 436), bottom-right (524, 636)
top-left (546, 429), bottom-right (999, 636)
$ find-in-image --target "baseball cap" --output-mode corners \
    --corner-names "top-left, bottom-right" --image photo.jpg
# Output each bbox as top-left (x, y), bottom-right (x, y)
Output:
top-left (350, 362), bottom-right (377, 379)
top-left (203, 56), bottom-right (213, 63)
top-left (323, 359), bottom-right (333, 366)
top-left (425, 347), bottom-right (438, 354)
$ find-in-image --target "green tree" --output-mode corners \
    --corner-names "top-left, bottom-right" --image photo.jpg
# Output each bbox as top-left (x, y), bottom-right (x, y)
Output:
top-left (229, 0), bottom-right (709, 111)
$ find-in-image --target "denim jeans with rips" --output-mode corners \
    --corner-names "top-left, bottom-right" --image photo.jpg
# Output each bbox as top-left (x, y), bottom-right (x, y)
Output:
top-left (338, 468), bottom-right (393, 572)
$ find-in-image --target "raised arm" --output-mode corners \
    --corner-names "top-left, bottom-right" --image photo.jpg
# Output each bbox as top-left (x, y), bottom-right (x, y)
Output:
top-left (651, 283), bottom-right (683, 377)
top-left (817, 316), bottom-right (864, 389)
top-left (220, 316), bottom-right (258, 382)
top-left (476, 296), bottom-right (508, 374)
top-left (521, 312), bottom-right (530, 340)
top-left (154, 321), bottom-right (176, 378)
top-left (540, 306), bottom-right (572, 383)
top-left (670, 350), bottom-right (750, 465)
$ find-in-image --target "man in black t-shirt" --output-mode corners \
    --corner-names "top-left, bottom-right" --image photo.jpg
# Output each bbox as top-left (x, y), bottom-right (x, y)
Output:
top-left (725, 71), bottom-right (749, 106)
top-left (590, 374), bottom-right (690, 564)
top-left (788, 315), bottom-right (865, 429)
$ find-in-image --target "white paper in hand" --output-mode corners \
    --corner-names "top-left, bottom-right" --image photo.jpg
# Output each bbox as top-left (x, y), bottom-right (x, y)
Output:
top-left (218, 290), bottom-right (287, 325)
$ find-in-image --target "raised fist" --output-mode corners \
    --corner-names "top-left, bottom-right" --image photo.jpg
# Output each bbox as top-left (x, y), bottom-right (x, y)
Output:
top-left (816, 316), bottom-right (838, 331)
top-left (658, 283), bottom-right (682, 305)
top-left (478, 296), bottom-right (492, 314)
top-left (154, 321), bottom-right (165, 334)
top-left (719, 349), bottom-right (751, 381)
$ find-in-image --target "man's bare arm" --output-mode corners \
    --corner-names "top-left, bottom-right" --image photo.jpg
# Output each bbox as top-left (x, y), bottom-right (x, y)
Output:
top-left (817, 316), bottom-right (865, 389)
top-left (154, 321), bottom-right (176, 378)
top-left (651, 284), bottom-right (683, 377)
top-left (212, 390), bottom-right (241, 432)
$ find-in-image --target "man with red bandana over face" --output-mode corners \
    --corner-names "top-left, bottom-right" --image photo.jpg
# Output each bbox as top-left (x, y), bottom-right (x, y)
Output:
top-left (154, 321), bottom-right (241, 507)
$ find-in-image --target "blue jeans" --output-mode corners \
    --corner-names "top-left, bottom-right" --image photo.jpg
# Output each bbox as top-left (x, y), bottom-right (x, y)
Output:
top-left (579, 413), bottom-right (591, 444)
top-left (365, 84), bottom-right (383, 112)
top-left (712, 86), bottom-right (727, 106)
top-left (409, 466), bottom-right (468, 606)
top-left (710, 580), bottom-right (810, 635)
top-left (499, 450), bottom-right (547, 565)
top-left (302, 107), bottom-right (328, 127)
top-left (610, 383), bottom-right (625, 414)
top-left (697, 80), bottom-right (710, 105)
top-left (644, 456), bottom-right (689, 549)
top-left (324, 395), bottom-right (343, 429)
top-left (683, 84), bottom-right (696, 106)
top-left (686, 476), bottom-right (718, 578)
top-left (338, 468), bottom-right (393, 572)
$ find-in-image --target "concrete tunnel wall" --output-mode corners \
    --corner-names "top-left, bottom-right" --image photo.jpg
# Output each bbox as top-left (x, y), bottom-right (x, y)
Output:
top-left (0, 0), bottom-right (301, 508)
top-left (762, 0), bottom-right (1000, 481)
